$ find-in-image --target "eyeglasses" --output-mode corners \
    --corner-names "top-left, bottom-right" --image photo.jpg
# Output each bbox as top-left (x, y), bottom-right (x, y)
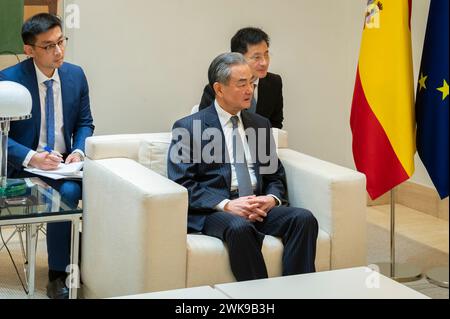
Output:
top-left (247, 52), bottom-right (271, 63)
top-left (31, 37), bottom-right (68, 54)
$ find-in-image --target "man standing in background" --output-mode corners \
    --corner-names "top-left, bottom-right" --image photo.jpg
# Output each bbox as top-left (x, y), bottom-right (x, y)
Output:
top-left (199, 27), bottom-right (284, 129)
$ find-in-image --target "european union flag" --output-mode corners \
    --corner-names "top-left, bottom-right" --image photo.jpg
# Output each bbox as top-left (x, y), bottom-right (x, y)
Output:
top-left (416, 0), bottom-right (449, 199)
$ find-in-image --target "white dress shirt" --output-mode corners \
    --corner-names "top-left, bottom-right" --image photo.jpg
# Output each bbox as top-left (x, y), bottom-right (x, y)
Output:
top-left (213, 101), bottom-right (281, 211)
top-left (23, 62), bottom-right (83, 167)
top-left (215, 101), bottom-right (258, 191)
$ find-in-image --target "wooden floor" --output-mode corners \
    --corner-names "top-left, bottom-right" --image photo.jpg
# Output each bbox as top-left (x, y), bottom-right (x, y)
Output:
top-left (367, 204), bottom-right (449, 254)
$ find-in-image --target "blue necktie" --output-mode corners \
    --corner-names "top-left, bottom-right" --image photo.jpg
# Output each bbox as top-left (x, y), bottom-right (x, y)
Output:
top-left (248, 84), bottom-right (257, 113)
top-left (230, 116), bottom-right (253, 197)
top-left (44, 80), bottom-right (55, 149)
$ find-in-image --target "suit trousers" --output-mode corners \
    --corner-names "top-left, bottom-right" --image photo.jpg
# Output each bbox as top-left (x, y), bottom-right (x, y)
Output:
top-left (202, 206), bottom-right (318, 281)
top-left (12, 171), bottom-right (81, 272)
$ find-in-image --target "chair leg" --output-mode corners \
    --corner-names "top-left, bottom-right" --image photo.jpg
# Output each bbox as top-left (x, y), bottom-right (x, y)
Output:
top-left (0, 225), bottom-right (29, 263)
top-left (38, 223), bottom-right (46, 236)
top-left (0, 228), bottom-right (20, 252)
top-left (17, 225), bottom-right (28, 263)
top-left (1, 224), bottom-right (45, 284)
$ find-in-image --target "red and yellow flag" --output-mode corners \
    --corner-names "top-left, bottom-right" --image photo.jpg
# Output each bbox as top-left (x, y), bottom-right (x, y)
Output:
top-left (351, 0), bottom-right (415, 200)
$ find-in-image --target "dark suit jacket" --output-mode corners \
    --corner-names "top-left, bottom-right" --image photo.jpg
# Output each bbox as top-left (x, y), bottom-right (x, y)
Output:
top-left (167, 104), bottom-right (288, 232)
top-left (199, 72), bottom-right (284, 129)
top-left (0, 58), bottom-right (95, 176)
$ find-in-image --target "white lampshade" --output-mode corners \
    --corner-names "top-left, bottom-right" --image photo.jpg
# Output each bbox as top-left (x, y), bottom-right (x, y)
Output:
top-left (0, 81), bottom-right (32, 120)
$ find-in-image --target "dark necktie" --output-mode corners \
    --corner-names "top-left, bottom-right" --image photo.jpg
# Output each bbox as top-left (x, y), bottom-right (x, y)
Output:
top-left (44, 79), bottom-right (55, 149)
top-left (230, 116), bottom-right (253, 197)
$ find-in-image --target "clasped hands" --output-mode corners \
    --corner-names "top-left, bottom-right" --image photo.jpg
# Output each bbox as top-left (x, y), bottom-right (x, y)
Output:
top-left (29, 151), bottom-right (83, 170)
top-left (224, 195), bottom-right (277, 222)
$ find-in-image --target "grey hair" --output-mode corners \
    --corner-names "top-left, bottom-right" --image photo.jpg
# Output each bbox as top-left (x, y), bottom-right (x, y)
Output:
top-left (208, 52), bottom-right (247, 87)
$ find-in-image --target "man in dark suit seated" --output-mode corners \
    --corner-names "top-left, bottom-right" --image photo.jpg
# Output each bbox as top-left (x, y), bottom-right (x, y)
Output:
top-left (169, 52), bottom-right (317, 281)
top-left (1, 13), bottom-right (94, 298)
top-left (199, 27), bottom-right (284, 129)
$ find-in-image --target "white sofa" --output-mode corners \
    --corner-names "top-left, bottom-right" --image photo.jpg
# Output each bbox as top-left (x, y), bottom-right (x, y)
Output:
top-left (81, 129), bottom-right (367, 298)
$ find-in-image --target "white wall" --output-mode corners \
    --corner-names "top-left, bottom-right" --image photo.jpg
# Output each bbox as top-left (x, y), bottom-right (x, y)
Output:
top-left (59, 0), bottom-right (434, 188)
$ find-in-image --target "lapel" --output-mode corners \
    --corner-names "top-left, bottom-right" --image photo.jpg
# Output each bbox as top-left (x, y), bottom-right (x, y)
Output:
top-left (203, 105), bottom-right (232, 191)
top-left (58, 63), bottom-right (74, 138)
top-left (241, 109), bottom-right (259, 166)
top-left (256, 76), bottom-right (267, 111)
top-left (22, 59), bottom-right (41, 142)
top-left (241, 110), bottom-right (262, 193)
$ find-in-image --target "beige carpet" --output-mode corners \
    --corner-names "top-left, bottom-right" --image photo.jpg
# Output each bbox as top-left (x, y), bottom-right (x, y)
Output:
top-left (0, 223), bottom-right (448, 299)
top-left (367, 223), bottom-right (449, 299)
top-left (0, 227), bottom-right (48, 299)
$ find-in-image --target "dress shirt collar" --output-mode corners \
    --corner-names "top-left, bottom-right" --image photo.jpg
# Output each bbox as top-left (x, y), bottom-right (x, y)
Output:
top-left (214, 100), bottom-right (243, 129)
top-left (34, 61), bottom-right (60, 85)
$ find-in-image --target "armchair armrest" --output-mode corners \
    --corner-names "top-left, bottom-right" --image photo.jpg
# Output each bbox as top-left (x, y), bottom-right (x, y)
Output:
top-left (81, 157), bottom-right (188, 298)
top-left (278, 149), bottom-right (367, 269)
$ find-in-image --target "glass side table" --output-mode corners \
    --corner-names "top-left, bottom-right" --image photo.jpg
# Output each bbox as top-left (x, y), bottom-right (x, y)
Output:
top-left (0, 178), bottom-right (82, 299)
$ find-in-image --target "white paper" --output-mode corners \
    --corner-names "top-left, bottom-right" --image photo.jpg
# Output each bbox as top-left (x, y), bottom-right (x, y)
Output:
top-left (25, 162), bottom-right (84, 180)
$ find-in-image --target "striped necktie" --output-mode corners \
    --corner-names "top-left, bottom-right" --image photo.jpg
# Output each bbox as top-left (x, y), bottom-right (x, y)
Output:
top-left (230, 116), bottom-right (253, 197)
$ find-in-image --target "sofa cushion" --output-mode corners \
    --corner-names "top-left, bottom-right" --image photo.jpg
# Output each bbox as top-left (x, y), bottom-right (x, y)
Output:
top-left (138, 133), bottom-right (171, 177)
top-left (185, 229), bottom-right (330, 288)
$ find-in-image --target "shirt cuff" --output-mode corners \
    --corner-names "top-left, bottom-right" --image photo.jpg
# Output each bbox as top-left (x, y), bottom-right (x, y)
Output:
top-left (214, 199), bottom-right (231, 212)
top-left (72, 149), bottom-right (85, 160)
top-left (267, 194), bottom-right (282, 207)
top-left (23, 150), bottom-right (37, 168)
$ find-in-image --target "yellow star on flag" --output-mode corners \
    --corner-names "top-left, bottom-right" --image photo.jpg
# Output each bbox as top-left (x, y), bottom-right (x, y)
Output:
top-left (436, 79), bottom-right (449, 101)
top-left (418, 73), bottom-right (427, 91)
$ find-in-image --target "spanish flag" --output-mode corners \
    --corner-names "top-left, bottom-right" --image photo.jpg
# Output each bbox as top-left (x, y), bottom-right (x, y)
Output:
top-left (351, 0), bottom-right (415, 200)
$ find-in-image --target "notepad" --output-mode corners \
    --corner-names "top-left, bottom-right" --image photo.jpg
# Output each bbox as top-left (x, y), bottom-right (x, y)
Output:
top-left (25, 162), bottom-right (84, 180)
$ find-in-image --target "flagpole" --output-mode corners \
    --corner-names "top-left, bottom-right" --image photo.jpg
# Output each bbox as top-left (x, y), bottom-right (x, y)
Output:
top-left (376, 187), bottom-right (422, 282)
top-left (390, 189), bottom-right (395, 277)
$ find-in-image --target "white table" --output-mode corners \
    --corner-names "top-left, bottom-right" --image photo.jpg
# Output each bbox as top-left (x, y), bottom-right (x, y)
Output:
top-left (214, 267), bottom-right (429, 299)
top-left (112, 286), bottom-right (229, 299)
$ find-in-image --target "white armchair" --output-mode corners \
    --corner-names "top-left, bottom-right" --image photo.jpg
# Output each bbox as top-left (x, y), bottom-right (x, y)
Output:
top-left (81, 129), bottom-right (367, 298)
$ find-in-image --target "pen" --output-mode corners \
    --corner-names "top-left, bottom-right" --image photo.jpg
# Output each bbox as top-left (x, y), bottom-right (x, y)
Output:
top-left (44, 146), bottom-right (64, 159)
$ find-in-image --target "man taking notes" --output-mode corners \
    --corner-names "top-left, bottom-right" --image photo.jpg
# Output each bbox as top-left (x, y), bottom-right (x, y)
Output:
top-left (0, 13), bottom-right (94, 299)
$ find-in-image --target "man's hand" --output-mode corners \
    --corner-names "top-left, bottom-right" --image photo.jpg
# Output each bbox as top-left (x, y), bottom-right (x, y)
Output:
top-left (28, 152), bottom-right (62, 170)
top-left (247, 196), bottom-right (277, 221)
top-left (224, 196), bottom-right (267, 222)
top-left (254, 196), bottom-right (277, 213)
top-left (65, 152), bottom-right (83, 164)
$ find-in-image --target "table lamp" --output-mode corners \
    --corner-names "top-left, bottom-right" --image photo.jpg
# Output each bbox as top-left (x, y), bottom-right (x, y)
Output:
top-left (0, 81), bottom-right (32, 196)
